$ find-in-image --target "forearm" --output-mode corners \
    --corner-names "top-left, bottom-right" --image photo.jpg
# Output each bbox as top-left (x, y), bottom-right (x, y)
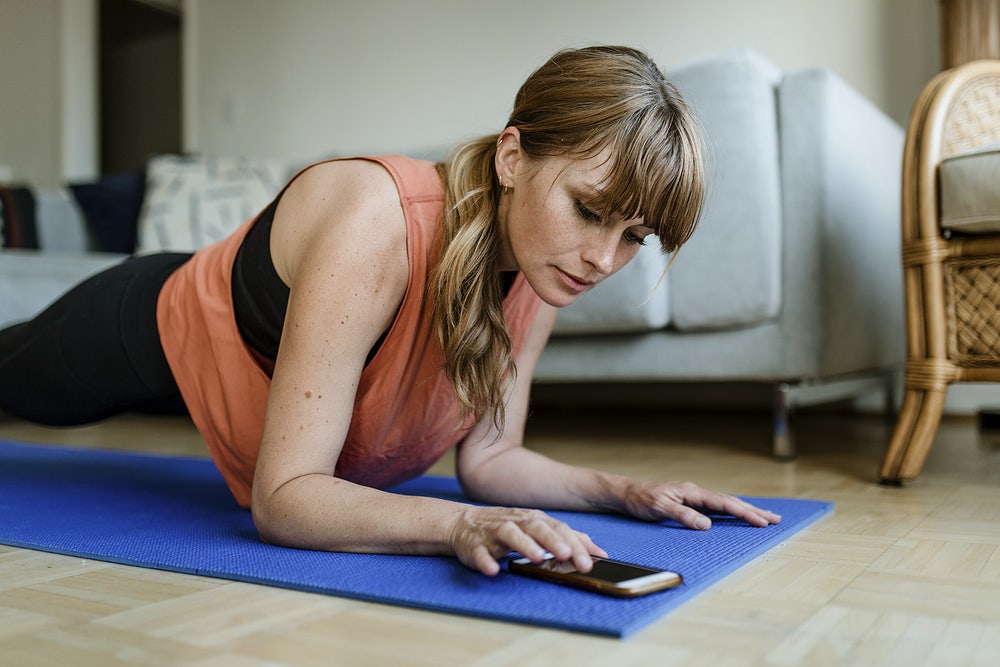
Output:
top-left (459, 444), bottom-right (784, 531)
top-left (458, 445), bottom-right (630, 514)
top-left (251, 474), bottom-right (466, 556)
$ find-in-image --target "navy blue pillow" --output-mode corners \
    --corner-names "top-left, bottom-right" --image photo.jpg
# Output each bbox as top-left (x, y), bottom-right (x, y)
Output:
top-left (68, 171), bottom-right (145, 254)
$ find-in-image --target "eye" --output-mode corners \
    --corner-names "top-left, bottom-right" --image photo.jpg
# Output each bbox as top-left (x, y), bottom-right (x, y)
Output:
top-left (623, 229), bottom-right (648, 246)
top-left (574, 199), bottom-right (603, 223)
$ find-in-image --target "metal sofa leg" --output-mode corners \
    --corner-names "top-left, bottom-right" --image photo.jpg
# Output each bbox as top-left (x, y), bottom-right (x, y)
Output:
top-left (773, 383), bottom-right (795, 460)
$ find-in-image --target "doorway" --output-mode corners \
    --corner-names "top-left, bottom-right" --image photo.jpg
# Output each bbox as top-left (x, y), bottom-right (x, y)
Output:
top-left (99, 0), bottom-right (182, 174)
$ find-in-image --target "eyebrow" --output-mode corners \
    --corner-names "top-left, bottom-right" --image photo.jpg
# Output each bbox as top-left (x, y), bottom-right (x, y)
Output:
top-left (574, 182), bottom-right (605, 198)
top-left (578, 186), bottom-right (647, 223)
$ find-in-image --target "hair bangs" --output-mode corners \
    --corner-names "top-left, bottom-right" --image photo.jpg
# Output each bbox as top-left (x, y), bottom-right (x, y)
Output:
top-left (593, 110), bottom-right (705, 254)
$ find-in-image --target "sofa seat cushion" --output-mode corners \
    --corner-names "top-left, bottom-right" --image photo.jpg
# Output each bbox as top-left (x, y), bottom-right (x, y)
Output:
top-left (940, 142), bottom-right (1000, 234)
top-left (0, 249), bottom-right (126, 327)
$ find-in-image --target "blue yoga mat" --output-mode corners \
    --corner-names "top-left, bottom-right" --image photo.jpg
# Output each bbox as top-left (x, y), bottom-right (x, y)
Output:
top-left (0, 440), bottom-right (832, 637)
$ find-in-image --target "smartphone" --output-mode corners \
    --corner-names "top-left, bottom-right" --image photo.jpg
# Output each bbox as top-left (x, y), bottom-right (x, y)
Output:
top-left (508, 554), bottom-right (682, 598)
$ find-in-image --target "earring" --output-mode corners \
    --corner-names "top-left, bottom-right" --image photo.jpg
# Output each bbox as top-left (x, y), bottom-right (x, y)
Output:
top-left (501, 180), bottom-right (509, 195)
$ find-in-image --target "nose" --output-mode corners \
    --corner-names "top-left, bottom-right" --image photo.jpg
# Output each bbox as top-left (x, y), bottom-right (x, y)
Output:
top-left (582, 238), bottom-right (616, 276)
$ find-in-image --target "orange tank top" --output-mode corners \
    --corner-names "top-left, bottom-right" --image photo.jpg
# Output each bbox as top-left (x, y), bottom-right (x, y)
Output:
top-left (156, 155), bottom-right (542, 508)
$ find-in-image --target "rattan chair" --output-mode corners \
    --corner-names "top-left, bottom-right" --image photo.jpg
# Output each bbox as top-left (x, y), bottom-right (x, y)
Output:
top-left (880, 59), bottom-right (1000, 483)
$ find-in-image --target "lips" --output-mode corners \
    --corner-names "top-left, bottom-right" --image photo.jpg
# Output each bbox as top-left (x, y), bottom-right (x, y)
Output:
top-left (556, 268), bottom-right (595, 294)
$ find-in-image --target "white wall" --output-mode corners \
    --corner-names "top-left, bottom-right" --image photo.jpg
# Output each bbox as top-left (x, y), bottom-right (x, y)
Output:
top-left (60, 0), bottom-right (98, 181)
top-left (0, 0), bottom-right (96, 187)
top-left (184, 0), bottom-right (1000, 415)
top-left (1, 1), bottom-right (941, 183)
top-left (183, 0), bottom-right (940, 162)
top-left (0, 0), bottom-right (62, 187)
top-left (6, 0), bottom-right (997, 411)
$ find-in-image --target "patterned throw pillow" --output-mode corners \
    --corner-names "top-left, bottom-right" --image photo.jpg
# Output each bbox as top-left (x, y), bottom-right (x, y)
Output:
top-left (136, 155), bottom-right (292, 254)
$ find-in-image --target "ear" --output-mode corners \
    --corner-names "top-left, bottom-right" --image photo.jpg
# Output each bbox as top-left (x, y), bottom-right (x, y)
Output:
top-left (494, 127), bottom-right (522, 189)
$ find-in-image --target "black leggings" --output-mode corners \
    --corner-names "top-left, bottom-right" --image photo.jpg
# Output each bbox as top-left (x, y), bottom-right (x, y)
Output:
top-left (0, 253), bottom-right (192, 425)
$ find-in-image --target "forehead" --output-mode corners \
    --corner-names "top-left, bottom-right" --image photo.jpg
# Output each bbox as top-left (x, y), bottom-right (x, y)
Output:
top-left (542, 150), bottom-right (647, 224)
top-left (551, 149), bottom-right (615, 183)
top-left (534, 151), bottom-right (615, 200)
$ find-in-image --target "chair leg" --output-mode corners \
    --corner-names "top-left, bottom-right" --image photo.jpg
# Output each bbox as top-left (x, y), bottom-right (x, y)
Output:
top-left (879, 387), bottom-right (947, 483)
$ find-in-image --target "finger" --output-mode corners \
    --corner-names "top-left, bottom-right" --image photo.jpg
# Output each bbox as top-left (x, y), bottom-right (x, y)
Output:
top-left (519, 516), bottom-right (576, 562)
top-left (516, 516), bottom-right (595, 572)
top-left (469, 544), bottom-right (501, 577)
top-left (496, 518), bottom-right (554, 563)
top-left (554, 528), bottom-right (594, 573)
top-left (664, 482), bottom-right (780, 527)
top-left (577, 531), bottom-right (608, 559)
top-left (696, 493), bottom-right (782, 527)
top-left (565, 530), bottom-right (606, 572)
top-left (670, 504), bottom-right (713, 530)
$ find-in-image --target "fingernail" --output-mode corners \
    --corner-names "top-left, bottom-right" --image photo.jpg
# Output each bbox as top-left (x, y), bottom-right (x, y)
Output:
top-left (695, 517), bottom-right (711, 530)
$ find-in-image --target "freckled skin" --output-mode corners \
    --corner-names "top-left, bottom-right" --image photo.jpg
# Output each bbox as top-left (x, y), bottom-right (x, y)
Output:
top-left (246, 152), bottom-right (781, 578)
top-left (494, 139), bottom-right (655, 309)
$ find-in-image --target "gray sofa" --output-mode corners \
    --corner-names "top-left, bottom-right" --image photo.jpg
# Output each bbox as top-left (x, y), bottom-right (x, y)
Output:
top-left (0, 49), bottom-right (905, 456)
top-left (537, 48), bottom-right (906, 454)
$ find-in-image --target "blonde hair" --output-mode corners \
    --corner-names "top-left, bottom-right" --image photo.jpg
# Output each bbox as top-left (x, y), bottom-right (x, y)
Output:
top-left (434, 46), bottom-right (705, 430)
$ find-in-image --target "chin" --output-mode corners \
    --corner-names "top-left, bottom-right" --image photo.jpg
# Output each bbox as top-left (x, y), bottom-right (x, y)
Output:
top-left (543, 296), bottom-right (577, 309)
top-left (536, 286), bottom-right (585, 309)
top-left (522, 271), bottom-right (589, 308)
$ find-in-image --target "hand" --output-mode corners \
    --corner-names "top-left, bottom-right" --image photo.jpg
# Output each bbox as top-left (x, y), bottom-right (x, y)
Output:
top-left (449, 506), bottom-right (607, 577)
top-left (619, 479), bottom-right (782, 530)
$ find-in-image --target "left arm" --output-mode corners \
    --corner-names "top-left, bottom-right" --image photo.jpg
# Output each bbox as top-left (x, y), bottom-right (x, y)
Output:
top-left (456, 303), bottom-right (781, 531)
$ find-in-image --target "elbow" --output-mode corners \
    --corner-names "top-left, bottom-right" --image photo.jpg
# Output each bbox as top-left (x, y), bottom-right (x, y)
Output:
top-left (250, 487), bottom-right (288, 546)
top-left (456, 465), bottom-right (494, 504)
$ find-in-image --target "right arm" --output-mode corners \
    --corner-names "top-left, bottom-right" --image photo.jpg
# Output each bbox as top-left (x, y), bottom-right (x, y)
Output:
top-left (248, 160), bottom-right (597, 575)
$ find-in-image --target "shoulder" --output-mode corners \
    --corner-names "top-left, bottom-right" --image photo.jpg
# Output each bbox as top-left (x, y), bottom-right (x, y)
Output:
top-left (285, 159), bottom-right (404, 226)
top-left (270, 159), bottom-right (409, 287)
top-left (287, 156), bottom-right (440, 207)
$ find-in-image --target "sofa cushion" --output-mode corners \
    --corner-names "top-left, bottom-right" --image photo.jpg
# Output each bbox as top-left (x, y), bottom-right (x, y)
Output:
top-left (137, 155), bottom-right (292, 253)
top-left (0, 249), bottom-right (125, 328)
top-left (665, 48), bottom-right (783, 331)
top-left (551, 242), bottom-right (670, 335)
top-left (940, 142), bottom-right (1000, 234)
top-left (34, 189), bottom-right (92, 252)
top-left (68, 170), bottom-right (146, 254)
top-left (0, 185), bottom-right (90, 252)
top-left (0, 185), bottom-right (38, 248)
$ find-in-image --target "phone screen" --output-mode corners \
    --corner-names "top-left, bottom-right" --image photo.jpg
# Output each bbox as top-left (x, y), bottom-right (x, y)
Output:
top-left (509, 555), bottom-right (683, 597)
top-left (528, 557), bottom-right (663, 583)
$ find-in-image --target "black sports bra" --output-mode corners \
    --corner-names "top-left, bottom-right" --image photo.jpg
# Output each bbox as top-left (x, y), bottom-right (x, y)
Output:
top-left (231, 197), bottom-right (392, 366)
top-left (231, 195), bottom-right (518, 365)
top-left (231, 199), bottom-right (289, 361)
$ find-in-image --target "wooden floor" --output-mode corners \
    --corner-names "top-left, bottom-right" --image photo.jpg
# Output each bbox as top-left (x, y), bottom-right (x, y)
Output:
top-left (2, 405), bottom-right (1000, 666)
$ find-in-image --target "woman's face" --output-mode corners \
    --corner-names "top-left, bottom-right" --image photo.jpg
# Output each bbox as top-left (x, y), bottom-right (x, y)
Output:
top-left (496, 136), bottom-right (655, 309)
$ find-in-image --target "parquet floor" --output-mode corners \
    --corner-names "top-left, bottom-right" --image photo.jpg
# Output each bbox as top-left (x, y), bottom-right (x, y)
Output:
top-left (1, 404), bottom-right (999, 666)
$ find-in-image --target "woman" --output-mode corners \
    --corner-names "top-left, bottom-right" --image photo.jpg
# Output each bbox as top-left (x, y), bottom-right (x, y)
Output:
top-left (0, 46), bottom-right (779, 576)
